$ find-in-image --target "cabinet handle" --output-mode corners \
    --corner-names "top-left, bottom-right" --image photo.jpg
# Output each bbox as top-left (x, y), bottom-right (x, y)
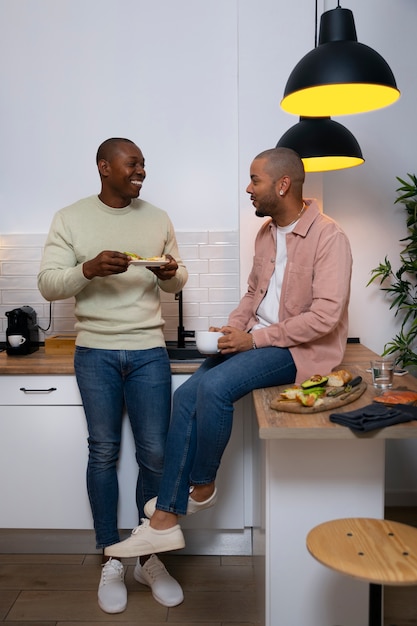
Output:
top-left (19, 387), bottom-right (58, 393)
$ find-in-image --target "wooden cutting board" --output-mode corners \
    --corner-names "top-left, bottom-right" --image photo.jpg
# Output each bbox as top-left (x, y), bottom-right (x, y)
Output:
top-left (44, 335), bottom-right (76, 355)
top-left (270, 381), bottom-right (367, 414)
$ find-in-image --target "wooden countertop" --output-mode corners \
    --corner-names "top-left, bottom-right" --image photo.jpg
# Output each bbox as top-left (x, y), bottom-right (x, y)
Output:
top-left (3, 343), bottom-right (417, 439)
top-left (253, 343), bottom-right (417, 440)
top-left (0, 347), bottom-right (201, 375)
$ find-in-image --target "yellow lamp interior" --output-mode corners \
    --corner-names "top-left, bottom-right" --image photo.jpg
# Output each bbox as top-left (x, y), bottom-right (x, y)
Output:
top-left (281, 83), bottom-right (400, 117)
top-left (302, 155), bottom-right (364, 173)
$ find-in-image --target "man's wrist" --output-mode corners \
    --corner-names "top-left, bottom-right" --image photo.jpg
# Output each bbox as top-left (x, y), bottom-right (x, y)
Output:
top-left (82, 262), bottom-right (93, 280)
top-left (252, 335), bottom-right (257, 349)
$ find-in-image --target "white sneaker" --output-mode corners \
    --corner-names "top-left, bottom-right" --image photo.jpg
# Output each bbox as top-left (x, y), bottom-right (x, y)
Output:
top-left (104, 518), bottom-right (185, 558)
top-left (98, 558), bottom-right (127, 613)
top-left (134, 553), bottom-right (184, 607)
top-left (144, 487), bottom-right (218, 518)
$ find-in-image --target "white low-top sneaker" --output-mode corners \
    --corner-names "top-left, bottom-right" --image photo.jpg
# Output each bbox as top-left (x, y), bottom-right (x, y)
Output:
top-left (98, 558), bottom-right (127, 614)
top-left (134, 553), bottom-right (184, 607)
top-left (104, 518), bottom-right (185, 558)
top-left (144, 487), bottom-right (218, 519)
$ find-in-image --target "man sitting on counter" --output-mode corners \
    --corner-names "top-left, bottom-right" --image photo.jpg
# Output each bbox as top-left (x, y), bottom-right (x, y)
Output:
top-left (105, 146), bottom-right (353, 560)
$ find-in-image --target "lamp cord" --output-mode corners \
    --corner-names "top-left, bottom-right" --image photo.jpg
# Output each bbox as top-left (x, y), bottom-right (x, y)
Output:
top-left (315, 1), bottom-right (341, 47)
top-left (36, 301), bottom-right (52, 332)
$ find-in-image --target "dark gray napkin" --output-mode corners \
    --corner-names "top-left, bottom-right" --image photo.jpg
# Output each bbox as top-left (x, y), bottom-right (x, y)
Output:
top-left (329, 403), bottom-right (417, 432)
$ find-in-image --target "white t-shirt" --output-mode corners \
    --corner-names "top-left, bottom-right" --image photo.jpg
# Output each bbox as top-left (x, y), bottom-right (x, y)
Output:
top-left (253, 221), bottom-right (297, 329)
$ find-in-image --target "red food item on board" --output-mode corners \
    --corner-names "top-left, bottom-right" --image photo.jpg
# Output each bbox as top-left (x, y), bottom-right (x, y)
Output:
top-left (373, 390), bottom-right (417, 405)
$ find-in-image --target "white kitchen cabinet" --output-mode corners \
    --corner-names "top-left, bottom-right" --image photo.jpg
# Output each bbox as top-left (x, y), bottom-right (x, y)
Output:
top-left (0, 404), bottom-right (92, 528)
top-left (0, 375), bottom-right (91, 528)
top-left (0, 374), bottom-right (255, 553)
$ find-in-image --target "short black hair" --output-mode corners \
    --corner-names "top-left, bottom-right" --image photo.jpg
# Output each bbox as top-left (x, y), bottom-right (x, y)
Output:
top-left (96, 138), bottom-right (136, 164)
top-left (255, 147), bottom-right (305, 189)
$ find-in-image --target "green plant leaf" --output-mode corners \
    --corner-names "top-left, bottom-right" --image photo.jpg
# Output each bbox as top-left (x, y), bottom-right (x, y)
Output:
top-left (369, 174), bottom-right (417, 366)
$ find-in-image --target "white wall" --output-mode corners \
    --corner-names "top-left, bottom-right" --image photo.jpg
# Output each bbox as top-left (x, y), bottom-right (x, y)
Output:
top-left (0, 0), bottom-right (239, 232)
top-left (1, 0), bottom-right (416, 355)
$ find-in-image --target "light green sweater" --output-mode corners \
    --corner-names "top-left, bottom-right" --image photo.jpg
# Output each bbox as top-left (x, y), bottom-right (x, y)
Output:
top-left (38, 195), bottom-right (188, 350)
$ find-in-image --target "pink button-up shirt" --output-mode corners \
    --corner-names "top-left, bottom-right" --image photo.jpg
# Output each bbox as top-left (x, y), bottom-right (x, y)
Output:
top-left (228, 199), bottom-right (352, 383)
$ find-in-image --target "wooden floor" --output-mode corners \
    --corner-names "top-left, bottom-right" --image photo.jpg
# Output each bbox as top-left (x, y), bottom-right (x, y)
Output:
top-left (0, 553), bottom-right (260, 626)
top-left (0, 507), bottom-right (415, 625)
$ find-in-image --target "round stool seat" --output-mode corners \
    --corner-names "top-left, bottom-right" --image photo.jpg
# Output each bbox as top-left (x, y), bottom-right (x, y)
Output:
top-left (307, 517), bottom-right (417, 586)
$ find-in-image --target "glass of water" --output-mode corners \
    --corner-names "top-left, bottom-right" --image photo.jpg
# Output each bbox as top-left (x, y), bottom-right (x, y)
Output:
top-left (371, 359), bottom-right (395, 389)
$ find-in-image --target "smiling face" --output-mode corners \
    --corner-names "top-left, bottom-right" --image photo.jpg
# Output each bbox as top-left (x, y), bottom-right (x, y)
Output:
top-left (98, 140), bottom-right (146, 208)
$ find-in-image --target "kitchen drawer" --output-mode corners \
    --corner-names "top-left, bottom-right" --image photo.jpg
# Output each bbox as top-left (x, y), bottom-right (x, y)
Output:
top-left (0, 375), bottom-right (82, 405)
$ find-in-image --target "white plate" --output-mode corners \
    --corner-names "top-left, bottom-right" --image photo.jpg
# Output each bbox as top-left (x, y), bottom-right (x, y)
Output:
top-left (129, 258), bottom-right (169, 267)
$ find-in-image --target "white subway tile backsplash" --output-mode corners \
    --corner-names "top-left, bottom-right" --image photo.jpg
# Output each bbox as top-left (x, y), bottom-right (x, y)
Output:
top-left (180, 302), bottom-right (200, 317)
top-left (0, 248), bottom-right (42, 262)
top-left (200, 302), bottom-right (237, 317)
top-left (182, 287), bottom-right (209, 303)
top-left (180, 273), bottom-right (200, 289)
top-left (2, 290), bottom-right (46, 304)
top-left (182, 259), bottom-right (210, 274)
top-left (0, 276), bottom-right (39, 290)
top-left (209, 288), bottom-right (240, 302)
top-left (200, 273), bottom-right (239, 288)
top-left (2, 262), bottom-right (38, 276)
top-left (209, 258), bottom-right (239, 274)
top-left (210, 316), bottom-right (233, 328)
top-left (199, 245), bottom-right (238, 260)
top-left (177, 232), bottom-right (209, 245)
top-left (208, 231), bottom-right (239, 245)
top-left (186, 317), bottom-right (212, 331)
top-left (177, 244), bottom-right (200, 259)
top-left (0, 231), bottom-right (241, 342)
top-left (0, 233), bottom-right (47, 247)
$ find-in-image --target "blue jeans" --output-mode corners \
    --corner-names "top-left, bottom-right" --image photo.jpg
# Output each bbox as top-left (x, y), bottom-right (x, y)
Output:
top-left (74, 346), bottom-right (171, 549)
top-left (156, 347), bottom-right (296, 515)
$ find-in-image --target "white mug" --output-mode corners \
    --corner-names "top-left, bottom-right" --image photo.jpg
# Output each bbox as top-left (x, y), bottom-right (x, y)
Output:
top-left (8, 334), bottom-right (26, 348)
top-left (196, 331), bottom-right (223, 355)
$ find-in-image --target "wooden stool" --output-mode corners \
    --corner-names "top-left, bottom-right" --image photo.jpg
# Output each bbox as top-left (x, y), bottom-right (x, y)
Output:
top-left (306, 518), bottom-right (417, 626)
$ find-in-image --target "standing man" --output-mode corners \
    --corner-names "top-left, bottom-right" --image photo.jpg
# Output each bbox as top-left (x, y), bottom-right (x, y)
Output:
top-left (104, 147), bottom-right (353, 559)
top-left (38, 138), bottom-right (188, 613)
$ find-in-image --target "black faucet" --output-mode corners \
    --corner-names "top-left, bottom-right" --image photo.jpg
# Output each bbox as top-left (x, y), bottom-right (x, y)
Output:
top-left (176, 291), bottom-right (195, 348)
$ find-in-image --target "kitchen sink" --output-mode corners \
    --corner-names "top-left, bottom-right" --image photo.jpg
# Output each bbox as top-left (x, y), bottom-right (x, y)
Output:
top-left (165, 341), bottom-right (204, 361)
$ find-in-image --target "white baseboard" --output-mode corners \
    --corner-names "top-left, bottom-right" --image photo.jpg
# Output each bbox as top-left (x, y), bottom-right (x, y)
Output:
top-left (0, 529), bottom-right (97, 554)
top-left (0, 528), bottom-right (252, 555)
top-left (178, 528), bottom-right (252, 555)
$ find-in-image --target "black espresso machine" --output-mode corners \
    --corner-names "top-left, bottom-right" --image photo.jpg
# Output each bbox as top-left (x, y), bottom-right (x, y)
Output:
top-left (5, 306), bottom-right (39, 355)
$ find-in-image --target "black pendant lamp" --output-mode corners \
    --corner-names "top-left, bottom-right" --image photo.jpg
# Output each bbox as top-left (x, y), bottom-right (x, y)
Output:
top-left (276, 116), bottom-right (364, 172)
top-left (281, 4), bottom-right (400, 117)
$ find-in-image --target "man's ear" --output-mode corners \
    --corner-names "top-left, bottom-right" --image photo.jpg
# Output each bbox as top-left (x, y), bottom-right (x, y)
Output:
top-left (277, 175), bottom-right (291, 196)
top-left (98, 159), bottom-right (110, 178)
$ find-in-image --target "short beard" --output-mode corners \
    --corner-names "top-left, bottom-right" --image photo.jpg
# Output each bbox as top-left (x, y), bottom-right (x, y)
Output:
top-left (254, 193), bottom-right (276, 218)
